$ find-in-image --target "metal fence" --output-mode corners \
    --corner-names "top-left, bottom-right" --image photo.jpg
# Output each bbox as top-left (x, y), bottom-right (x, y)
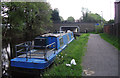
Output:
top-left (15, 41), bottom-right (56, 61)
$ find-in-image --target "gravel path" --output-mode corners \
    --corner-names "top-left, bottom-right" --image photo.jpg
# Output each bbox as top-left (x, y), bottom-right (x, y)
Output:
top-left (82, 34), bottom-right (118, 76)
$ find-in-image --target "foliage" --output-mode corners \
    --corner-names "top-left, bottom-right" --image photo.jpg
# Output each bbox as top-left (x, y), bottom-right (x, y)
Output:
top-left (2, 2), bottom-right (52, 41)
top-left (81, 7), bottom-right (105, 23)
top-left (100, 33), bottom-right (120, 50)
top-left (95, 23), bottom-right (104, 33)
top-left (51, 8), bottom-right (61, 22)
top-left (67, 16), bottom-right (75, 22)
top-left (106, 19), bottom-right (114, 24)
top-left (60, 16), bottom-right (64, 22)
top-left (43, 34), bottom-right (90, 76)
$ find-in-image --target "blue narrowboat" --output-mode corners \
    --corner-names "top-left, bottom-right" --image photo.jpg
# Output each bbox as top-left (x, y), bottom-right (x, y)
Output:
top-left (10, 31), bottom-right (74, 73)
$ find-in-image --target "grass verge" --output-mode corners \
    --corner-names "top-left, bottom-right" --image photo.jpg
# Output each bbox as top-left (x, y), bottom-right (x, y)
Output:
top-left (100, 33), bottom-right (120, 51)
top-left (43, 34), bottom-right (90, 76)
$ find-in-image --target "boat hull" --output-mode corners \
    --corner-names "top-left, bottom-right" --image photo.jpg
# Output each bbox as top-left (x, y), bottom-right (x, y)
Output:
top-left (10, 32), bottom-right (74, 73)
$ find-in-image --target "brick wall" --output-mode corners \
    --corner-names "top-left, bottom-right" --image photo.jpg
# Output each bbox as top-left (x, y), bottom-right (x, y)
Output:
top-left (115, 2), bottom-right (120, 24)
top-left (50, 22), bottom-right (95, 33)
top-left (104, 25), bottom-right (110, 34)
top-left (104, 23), bottom-right (119, 37)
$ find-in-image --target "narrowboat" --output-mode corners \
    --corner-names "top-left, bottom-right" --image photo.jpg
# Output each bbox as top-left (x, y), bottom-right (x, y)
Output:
top-left (10, 31), bottom-right (74, 74)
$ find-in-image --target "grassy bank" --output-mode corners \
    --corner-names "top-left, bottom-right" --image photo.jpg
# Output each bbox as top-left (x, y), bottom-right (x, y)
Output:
top-left (100, 33), bottom-right (120, 50)
top-left (43, 34), bottom-right (90, 76)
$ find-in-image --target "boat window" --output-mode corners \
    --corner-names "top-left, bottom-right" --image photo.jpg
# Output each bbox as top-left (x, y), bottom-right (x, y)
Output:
top-left (59, 37), bottom-right (64, 47)
top-left (71, 33), bottom-right (73, 38)
top-left (51, 37), bottom-right (53, 39)
top-left (67, 34), bottom-right (70, 41)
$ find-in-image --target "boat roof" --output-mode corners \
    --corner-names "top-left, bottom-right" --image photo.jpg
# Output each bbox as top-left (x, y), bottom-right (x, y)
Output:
top-left (41, 31), bottom-right (72, 37)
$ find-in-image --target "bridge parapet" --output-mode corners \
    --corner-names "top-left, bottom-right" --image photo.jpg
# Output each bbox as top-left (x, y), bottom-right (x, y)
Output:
top-left (51, 22), bottom-right (96, 33)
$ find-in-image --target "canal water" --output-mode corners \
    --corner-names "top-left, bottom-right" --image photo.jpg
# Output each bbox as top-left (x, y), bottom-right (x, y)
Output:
top-left (2, 44), bottom-right (11, 78)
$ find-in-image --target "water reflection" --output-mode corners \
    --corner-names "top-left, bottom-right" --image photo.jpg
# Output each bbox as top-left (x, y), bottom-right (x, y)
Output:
top-left (7, 44), bottom-right (10, 55)
top-left (2, 44), bottom-right (10, 78)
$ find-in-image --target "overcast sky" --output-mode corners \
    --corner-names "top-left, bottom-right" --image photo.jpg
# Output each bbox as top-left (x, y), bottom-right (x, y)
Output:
top-left (47, 0), bottom-right (115, 21)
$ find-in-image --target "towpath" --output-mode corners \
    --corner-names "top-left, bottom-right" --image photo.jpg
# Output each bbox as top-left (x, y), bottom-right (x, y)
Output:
top-left (82, 34), bottom-right (118, 76)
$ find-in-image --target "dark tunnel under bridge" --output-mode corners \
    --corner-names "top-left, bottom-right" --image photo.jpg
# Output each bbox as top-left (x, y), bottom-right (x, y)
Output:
top-left (60, 26), bottom-right (80, 33)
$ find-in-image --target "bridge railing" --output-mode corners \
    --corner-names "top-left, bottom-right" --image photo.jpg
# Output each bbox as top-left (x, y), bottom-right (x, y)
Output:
top-left (15, 41), bottom-right (56, 61)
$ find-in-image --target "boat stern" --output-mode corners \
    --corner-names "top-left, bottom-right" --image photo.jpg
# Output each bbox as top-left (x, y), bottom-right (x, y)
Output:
top-left (11, 58), bottom-right (53, 69)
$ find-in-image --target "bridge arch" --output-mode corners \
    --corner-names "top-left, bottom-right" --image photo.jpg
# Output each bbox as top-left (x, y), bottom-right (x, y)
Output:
top-left (60, 26), bottom-right (80, 33)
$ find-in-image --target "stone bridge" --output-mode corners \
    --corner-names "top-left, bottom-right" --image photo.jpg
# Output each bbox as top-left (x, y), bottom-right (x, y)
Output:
top-left (50, 22), bottom-right (96, 33)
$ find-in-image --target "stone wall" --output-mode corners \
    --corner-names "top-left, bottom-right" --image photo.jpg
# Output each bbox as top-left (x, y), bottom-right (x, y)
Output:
top-left (50, 22), bottom-right (96, 33)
